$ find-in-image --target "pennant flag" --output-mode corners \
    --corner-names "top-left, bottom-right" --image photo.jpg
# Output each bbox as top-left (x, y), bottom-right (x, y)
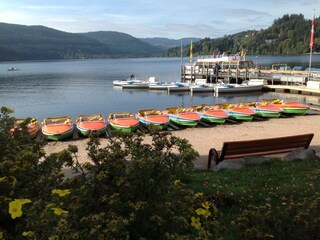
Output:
top-left (189, 40), bottom-right (193, 63)
top-left (310, 13), bottom-right (315, 49)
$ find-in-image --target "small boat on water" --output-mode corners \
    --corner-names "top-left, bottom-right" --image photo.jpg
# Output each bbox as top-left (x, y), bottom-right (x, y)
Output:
top-left (7, 67), bottom-right (20, 71)
top-left (216, 103), bottom-right (255, 121)
top-left (42, 116), bottom-right (74, 141)
top-left (167, 82), bottom-right (190, 92)
top-left (214, 83), bottom-right (263, 93)
top-left (246, 101), bottom-right (282, 118)
top-left (108, 112), bottom-right (139, 132)
top-left (11, 117), bottom-right (40, 139)
top-left (135, 109), bottom-right (170, 130)
top-left (76, 114), bottom-right (107, 136)
top-left (162, 107), bottom-right (201, 127)
top-left (193, 105), bottom-right (228, 124)
top-left (268, 99), bottom-right (309, 115)
top-left (189, 83), bottom-right (215, 93)
top-left (149, 81), bottom-right (177, 90)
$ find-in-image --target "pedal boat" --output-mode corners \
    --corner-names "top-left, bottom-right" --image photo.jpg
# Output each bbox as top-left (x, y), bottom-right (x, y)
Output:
top-left (246, 101), bottom-right (282, 118)
top-left (11, 117), bottom-right (40, 139)
top-left (270, 99), bottom-right (309, 115)
top-left (76, 114), bottom-right (107, 136)
top-left (135, 109), bottom-right (170, 130)
top-left (216, 103), bottom-right (255, 121)
top-left (42, 116), bottom-right (74, 141)
top-left (193, 105), bottom-right (228, 124)
top-left (162, 107), bottom-right (201, 127)
top-left (108, 112), bottom-right (139, 132)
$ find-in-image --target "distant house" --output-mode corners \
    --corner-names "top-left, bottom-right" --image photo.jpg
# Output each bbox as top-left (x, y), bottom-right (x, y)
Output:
top-left (265, 39), bottom-right (277, 44)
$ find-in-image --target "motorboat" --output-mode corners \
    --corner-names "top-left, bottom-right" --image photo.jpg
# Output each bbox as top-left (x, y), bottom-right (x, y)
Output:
top-left (214, 83), bottom-right (263, 93)
top-left (42, 116), bottom-right (74, 141)
top-left (76, 114), bottom-right (107, 136)
top-left (167, 82), bottom-right (190, 92)
top-left (135, 109), bottom-right (170, 130)
top-left (162, 107), bottom-right (201, 127)
top-left (189, 83), bottom-right (215, 93)
top-left (108, 112), bottom-right (139, 132)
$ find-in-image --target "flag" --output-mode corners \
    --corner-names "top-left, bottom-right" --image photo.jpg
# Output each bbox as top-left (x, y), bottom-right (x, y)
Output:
top-left (310, 13), bottom-right (315, 49)
top-left (189, 40), bottom-right (193, 63)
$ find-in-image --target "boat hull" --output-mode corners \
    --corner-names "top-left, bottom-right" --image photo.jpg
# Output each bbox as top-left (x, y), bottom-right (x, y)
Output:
top-left (76, 114), bottom-right (107, 136)
top-left (108, 113), bottom-right (140, 132)
top-left (42, 127), bottom-right (74, 141)
top-left (281, 108), bottom-right (308, 115)
top-left (214, 84), bottom-right (263, 93)
top-left (42, 116), bottom-right (74, 141)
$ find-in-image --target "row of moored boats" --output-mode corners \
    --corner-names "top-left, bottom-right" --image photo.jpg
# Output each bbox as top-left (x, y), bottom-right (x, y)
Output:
top-left (113, 77), bottom-right (264, 93)
top-left (11, 99), bottom-right (310, 141)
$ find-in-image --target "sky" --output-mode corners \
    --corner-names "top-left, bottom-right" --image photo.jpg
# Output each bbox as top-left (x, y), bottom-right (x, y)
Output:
top-left (0, 0), bottom-right (319, 39)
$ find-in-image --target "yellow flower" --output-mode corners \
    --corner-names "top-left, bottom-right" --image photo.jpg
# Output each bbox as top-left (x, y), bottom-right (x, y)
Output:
top-left (22, 231), bottom-right (34, 237)
top-left (201, 201), bottom-right (210, 210)
top-left (8, 199), bottom-right (32, 219)
top-left (195, 207), bottom-right (211, 218)
top-left (52, 189), bottom-right (71, 197)
top-left (51, 207), bottom-right (69, 216)
top-left (173, 179), bottom-right (181, 186)
top-left (194, 192), bottom-right (203, 198)
top-left (191, 216), bottom-right (201, 229)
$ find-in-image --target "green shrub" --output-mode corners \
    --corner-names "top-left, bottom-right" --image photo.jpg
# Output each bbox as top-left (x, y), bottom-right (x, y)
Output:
top-left (0, 107), bottom-right (201, 239)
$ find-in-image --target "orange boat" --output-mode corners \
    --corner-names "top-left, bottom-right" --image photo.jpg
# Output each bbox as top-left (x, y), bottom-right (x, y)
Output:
top-left (135, 109), bottom-right (170, 130)
top-left (162, 107), bottom-right (201, 127)
top-left (42, 116), bottom-right (74, 141)
top-left (216, 103), bottom-right (255, 121)
top-left (269, 99), bottom-right (309, 115)
top-left (246, 101), bottom-right (282, 118)
top-left (11, 117), bottom-right (40, 139)
top-left (193, 105), bottom-right (228, 124)
top-left (76, 114), bottom-right (107, 136)
top-left (108, 112), bottom-right (139, 132)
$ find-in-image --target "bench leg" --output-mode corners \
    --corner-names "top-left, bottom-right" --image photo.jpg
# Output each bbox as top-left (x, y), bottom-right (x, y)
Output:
top-left (208, 148), bottom-right (219, 169)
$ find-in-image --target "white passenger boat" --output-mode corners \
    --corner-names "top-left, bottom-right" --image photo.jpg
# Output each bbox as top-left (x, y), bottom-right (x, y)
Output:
top-left (214, 83), bottom-right (263, 93)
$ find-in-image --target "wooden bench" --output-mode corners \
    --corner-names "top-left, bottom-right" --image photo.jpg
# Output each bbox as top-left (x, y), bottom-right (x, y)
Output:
top-left (207, 133), bottom-right (314, 169)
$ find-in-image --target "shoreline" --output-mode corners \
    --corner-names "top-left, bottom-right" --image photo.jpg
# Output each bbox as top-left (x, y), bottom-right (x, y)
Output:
top-left (44, 114), bottom-right (320, 169)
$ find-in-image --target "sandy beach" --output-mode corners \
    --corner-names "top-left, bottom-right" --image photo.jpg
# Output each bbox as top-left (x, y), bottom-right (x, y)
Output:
top-left (44, 114), bottom-right (320, 169)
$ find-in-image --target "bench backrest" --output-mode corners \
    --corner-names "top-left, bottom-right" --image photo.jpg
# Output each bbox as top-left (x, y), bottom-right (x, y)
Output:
top-left (220, 133), bottom-right (314, 161)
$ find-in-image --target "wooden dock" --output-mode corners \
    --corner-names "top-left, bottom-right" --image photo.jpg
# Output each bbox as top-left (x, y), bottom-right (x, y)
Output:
top-left (262, 85), bottom-right (320, 96)
top-left (181, 66), bottom-right (320, 85)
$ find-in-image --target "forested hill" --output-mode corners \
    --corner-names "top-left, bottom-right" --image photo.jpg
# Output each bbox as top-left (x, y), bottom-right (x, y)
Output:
top-left (0, 23), bottom-right (164, 61)
top-left (167, 14), bottom-right (320, 57)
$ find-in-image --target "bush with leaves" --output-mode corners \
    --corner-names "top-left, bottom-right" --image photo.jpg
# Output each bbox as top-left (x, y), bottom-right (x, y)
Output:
top-left (0, 107), bottom-right (203, 239)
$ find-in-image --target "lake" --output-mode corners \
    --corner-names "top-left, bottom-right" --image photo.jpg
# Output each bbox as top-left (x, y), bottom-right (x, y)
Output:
top-left (0, 55), bottom-right (320, 120)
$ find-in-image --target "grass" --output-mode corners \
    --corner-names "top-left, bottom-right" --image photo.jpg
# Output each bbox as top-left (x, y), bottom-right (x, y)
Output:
top-left (185, 159), bottom-right (320, 239)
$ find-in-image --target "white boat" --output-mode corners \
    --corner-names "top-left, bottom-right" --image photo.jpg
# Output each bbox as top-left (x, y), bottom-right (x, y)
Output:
top-left (189, 83), bottom-right (215, 93)
top-left (113, 79), bottom-right (144, 86)
top-left (149, 82), bottom-right (177, 90)
top-left (120, 76), bottom-right (157, 89)
top-left (214, 83), bottom-right (263, 93)
top-left (167, 82), bottom-right (190, 92)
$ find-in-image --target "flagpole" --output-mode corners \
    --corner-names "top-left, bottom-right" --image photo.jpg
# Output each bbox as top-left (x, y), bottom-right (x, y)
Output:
top-left (308, 9), bottom-right (315, 81)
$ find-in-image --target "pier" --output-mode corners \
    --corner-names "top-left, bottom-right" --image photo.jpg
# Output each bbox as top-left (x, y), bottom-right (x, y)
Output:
top-left (181, 66), bottom-right (320, 85)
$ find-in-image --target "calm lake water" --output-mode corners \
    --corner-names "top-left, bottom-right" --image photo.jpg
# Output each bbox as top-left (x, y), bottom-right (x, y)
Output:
top-left (0, 55), bottom-right (320, 120)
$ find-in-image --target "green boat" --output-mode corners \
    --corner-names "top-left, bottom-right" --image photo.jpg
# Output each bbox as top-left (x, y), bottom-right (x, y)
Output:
top-left (108, 112), bottom-right (139, 132)
top-left (42, 116), bottom-right (74, 141)
top-left (163, 107), bottom-right (201, 127)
